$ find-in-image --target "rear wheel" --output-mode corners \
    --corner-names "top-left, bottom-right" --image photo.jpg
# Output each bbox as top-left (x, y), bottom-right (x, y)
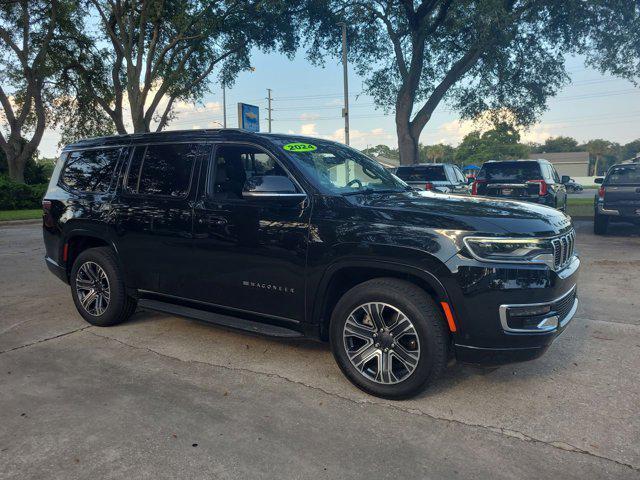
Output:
top-left (70, 247), bottom-right (137, 327)
top-left (594, 211), bottom-right (609, 235)
top-left (330, 278), bottom-right (449, 399)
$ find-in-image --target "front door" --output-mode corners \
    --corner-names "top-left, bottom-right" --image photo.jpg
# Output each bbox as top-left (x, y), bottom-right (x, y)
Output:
top-left (191, 143), bottom-right (311, 322)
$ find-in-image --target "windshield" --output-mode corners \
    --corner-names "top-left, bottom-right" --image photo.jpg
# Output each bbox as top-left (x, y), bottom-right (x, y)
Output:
top-left (477, 162), bottom-right (542, 182)
top-left (276, 139), bottom-right (408, 194)
top-left (395, 165), bottom-right (447, 182)
top-left (606, 165), bottom-right (640, 185)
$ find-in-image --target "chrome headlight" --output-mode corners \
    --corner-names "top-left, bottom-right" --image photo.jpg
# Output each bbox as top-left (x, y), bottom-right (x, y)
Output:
top-left (463, 236), bottom-right (555, 267)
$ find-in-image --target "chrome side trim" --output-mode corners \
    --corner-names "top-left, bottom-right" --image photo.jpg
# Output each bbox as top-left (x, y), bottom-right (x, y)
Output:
top-left (498, 285), bottom-right (577, 334)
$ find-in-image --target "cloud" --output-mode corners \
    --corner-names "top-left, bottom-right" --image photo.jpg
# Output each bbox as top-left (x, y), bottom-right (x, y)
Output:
top-left (300, 112), bottom-right (320, 121)
top-left (300, 123), bottom-right (319, 135)
top-left (433, 117), bottom-right (562, 145)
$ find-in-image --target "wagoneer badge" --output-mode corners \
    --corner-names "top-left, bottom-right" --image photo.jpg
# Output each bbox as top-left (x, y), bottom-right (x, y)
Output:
top-left (242, 280), bottom-right (295, 294)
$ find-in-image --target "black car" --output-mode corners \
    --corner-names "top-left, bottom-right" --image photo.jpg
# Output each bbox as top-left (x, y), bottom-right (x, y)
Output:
top-left (43, 130), bottom-right (579, 399)
top-left (394, 163), bottom-right (470, 194)
top-left (472, 159), bottom-right (568, 210)
top-left (564, 178), bottom-right (584, 193)
top-left (593, 162), bottom-right (640, 234)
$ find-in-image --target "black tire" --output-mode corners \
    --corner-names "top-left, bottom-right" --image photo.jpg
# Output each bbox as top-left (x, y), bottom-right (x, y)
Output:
top-left (594, 212), bottom-right (609, 235)
top-left (329, 278), bottom-right (449, 399)
top-left (70, 247), bottom-right (137, 327)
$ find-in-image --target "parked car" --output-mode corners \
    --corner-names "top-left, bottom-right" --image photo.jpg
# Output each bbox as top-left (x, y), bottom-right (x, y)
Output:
top-left (564, 178), bottom-right (583, 193)
top-left (472, 159), bottom-right (568, 210)
top-left (394, 163), bottom-right (470, 194)
top-left (43, 130), bottom-right (579, 399)
top-left (593, 162), bottom-right (640, 234)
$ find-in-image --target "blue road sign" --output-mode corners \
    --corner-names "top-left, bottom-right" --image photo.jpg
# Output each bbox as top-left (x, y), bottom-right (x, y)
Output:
top-left (238, 103), bottom-right (260, 132)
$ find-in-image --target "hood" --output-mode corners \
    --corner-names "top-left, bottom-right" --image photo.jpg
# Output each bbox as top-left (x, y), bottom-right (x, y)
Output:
top-left (347, 190), bottom-right (572, 237)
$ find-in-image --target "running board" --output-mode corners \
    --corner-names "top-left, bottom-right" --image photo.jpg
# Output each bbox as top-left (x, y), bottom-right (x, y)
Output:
top-left (138, 299), bottom-right (303, 338)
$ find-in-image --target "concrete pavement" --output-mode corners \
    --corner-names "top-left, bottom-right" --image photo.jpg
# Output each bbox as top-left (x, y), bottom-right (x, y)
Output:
top-left (1, 221), bottom-right (639, 479)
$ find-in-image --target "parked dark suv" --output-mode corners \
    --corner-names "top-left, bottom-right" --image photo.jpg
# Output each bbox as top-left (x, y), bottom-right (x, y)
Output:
top-left (394, 163), bottom-right (470, 194)
top-left (593, 161), bottom-right (640, 234)
top-left (472, 159), bottom-right (568, 210)
top-left (43, 130), bottom-right (579, 399)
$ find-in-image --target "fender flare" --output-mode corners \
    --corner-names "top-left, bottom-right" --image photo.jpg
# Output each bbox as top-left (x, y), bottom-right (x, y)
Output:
top-left (311, 257), bottom-right (453, 332)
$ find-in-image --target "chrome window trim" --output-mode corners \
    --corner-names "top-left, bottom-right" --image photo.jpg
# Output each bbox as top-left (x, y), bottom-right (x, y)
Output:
top-left (498, 285), bottom-right (577, 334)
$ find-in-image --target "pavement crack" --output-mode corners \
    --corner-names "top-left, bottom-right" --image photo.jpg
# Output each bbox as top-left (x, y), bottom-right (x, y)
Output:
top-left (85, 330), bottom-right (639, 473)
top-left (0, 326), bottom-right (92, 355)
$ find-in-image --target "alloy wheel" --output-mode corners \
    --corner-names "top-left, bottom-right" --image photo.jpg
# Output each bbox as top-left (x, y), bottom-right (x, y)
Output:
top-left (343, 302), bottom-right (421, 384)
top-left (75, 261), bottom-right (110, 316)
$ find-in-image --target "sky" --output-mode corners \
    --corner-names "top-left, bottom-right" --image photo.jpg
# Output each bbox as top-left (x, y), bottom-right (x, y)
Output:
top-left (37, 50), bottom-right (640, 158)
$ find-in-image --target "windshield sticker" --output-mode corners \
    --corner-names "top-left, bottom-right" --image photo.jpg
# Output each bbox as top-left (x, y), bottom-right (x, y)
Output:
top-left (283, 142), bottom-right (317, 152)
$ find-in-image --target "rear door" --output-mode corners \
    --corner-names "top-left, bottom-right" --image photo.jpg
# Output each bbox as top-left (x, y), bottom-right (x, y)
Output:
top-left (112, 142), bottom-right (205, 294)
top-left (603, 164), bottom-right (640, 216)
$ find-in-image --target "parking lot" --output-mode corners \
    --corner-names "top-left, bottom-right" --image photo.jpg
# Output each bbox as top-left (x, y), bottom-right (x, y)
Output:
top-left (1, 221), bottom-right (639, 479)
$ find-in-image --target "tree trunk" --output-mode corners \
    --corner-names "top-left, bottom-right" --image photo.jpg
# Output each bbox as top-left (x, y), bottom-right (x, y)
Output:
top-left (397, 124), bottom-right (419, 165)
top-left (7, 155), bottom-right (26, 183)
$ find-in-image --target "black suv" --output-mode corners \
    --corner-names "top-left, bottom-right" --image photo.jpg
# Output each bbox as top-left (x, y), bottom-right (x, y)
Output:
top-left (593, 161), bottom-right (640, 234)
top-left (394, 163), bottom-right (470, 194)
top-left (43, 130), bottom-right (579, 399)
top-left (472, 159), bottom-right (568, 210)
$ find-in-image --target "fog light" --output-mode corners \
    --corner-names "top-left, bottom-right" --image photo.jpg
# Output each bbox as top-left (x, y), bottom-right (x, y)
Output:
top-left (508, 305), bottom-right (551, 318)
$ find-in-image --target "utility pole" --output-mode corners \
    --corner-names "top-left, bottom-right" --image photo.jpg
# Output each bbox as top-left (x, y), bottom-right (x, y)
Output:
top-left (266, 88), bottom-right (273, 133)
top-left (222, 81), bottom-right (227, 128)
top-left (339, 22), bottom-right (349, 146)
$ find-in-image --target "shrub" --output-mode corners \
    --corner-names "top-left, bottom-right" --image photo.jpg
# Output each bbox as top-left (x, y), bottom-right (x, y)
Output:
top-left (0, 175), bottom-right (48, 210)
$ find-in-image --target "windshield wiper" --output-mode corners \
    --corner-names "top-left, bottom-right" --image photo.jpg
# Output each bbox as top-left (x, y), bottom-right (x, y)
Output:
top-left (341, 187), bottom-right (404, 196)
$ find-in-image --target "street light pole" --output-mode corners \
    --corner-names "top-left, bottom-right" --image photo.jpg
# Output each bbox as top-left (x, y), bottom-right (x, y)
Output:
top-left (339, 22), bottom-right (349, 146)
top-left (222, 80), bottom-right (227, 128)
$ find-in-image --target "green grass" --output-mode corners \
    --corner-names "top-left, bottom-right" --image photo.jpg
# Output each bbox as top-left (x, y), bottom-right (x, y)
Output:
top-left (0, 209), bottom-right (42, 222)
top-left (566, 197), bottom-right (593, 218)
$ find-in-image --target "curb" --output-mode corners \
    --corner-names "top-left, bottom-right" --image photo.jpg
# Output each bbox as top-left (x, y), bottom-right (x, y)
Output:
top-left (0, 219), bottom-right (42, 226)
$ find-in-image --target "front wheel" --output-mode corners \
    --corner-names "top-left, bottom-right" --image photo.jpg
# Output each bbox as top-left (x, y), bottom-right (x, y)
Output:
top-left (330, 278), bottom-right (449, 399)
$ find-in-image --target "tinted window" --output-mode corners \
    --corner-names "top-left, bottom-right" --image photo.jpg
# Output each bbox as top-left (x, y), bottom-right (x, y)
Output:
top-left (395, 165), bottom-right (447, 182)
top-left (606, 165), bottom-right (640, 185)
top-left (477, 162), bottom-right (542, 182)
top-left (61, 148), bottom-right (123, 192)
top-left (126, 143), bottom-right (198, 197)
top-left (212, 144), bottom-right (290, 199)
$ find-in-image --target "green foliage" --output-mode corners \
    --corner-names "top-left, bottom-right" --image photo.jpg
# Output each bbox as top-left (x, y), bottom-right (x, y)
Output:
top-left (362, 145), bottom-right (399, 159)
top-left (530, 136), bottom-right (583, 153)
top-left (0, 147), bottom-right (50, 184)
top-left (55, 0), bottom-right (303, 136)
top-left (0, 175), bottom-right (48, 210)
top-left (454, 123), bottom-right (530, 165)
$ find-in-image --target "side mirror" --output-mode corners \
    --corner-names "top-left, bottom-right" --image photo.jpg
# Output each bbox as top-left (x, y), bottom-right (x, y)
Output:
top-left (243, 175), bottom-right (303, 197)
top-left (594, 177), bottom-right (604, 184)
top-left (561, 175), bottom-right (570, 184)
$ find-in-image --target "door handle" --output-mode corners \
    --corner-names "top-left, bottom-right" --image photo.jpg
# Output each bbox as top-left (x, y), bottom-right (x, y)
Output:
top-left (198, 217), bottom-right (227, 226)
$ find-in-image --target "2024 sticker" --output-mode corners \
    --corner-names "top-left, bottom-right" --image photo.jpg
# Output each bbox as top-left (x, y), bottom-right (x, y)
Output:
top-left (283, 142), bottom-right (317, 152)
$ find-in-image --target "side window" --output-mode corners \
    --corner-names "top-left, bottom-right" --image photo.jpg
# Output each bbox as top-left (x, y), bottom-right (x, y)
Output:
top-left (126, 143), bottom-right (198, 197)
top-left (60, 147), bottom-right (123, 192)
top-left (212, 144), bottom-right (292, 199)
top-left (453, 166), bottom-right (466, 183)
top-left (549, 165), bottom-right (560, 183)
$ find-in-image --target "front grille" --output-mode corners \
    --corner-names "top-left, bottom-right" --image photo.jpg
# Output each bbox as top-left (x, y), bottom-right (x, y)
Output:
top-left (552, 288), bottom-right (577, 322)
top-left (551, 230), bottom-right (575, 270)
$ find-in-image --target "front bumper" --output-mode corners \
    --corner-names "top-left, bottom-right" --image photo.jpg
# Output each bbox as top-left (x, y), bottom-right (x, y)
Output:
top-left (444, 255), bottom-right (580, 365)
